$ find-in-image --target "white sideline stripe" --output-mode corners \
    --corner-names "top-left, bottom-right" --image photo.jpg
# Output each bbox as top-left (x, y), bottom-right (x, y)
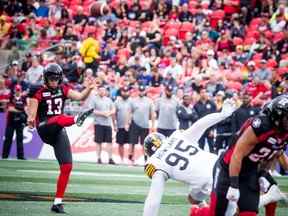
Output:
top-left (17, 169), bottom-right (146, 179)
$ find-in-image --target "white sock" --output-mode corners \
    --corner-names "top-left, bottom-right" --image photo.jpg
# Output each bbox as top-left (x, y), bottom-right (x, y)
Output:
top-left (54, 198), bottom-right (62, 205)
top-left (259, 193), bottom-right (270, 208)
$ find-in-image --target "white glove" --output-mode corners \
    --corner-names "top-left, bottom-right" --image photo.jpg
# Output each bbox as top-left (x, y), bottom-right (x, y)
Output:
top-left (259, 176), bottom-right (271, 193)
top-left (221, 99), bottom-right (237, 117)
top-left (226, 187), bottom-right (240, 202)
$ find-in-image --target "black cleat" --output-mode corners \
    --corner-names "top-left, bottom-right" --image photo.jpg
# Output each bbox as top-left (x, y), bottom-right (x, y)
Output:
top-left (51, 203), bottom-right (65, 214)
top-left (108, 158), bottom-right (116, 165)
top-left (76, 108), bottom-right (94, 126)
top-left (97, 158), bottom-right (102, 164)
top-left (17, 157), bottom-right (26, 160)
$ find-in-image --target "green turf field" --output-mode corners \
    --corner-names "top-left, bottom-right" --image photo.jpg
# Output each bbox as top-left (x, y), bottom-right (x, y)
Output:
top-left (0, 160), bottom-right (287, 216)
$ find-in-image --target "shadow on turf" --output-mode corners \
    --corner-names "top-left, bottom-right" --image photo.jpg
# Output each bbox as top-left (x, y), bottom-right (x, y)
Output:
top-left (0, 192), bottom-right (144, 204)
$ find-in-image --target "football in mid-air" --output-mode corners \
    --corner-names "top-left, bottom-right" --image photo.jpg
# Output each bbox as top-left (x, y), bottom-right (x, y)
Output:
top-left (90, 2), bottom-right (110, 17)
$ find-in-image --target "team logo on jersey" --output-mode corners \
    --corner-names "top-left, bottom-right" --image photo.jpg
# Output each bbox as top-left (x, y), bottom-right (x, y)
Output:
top-left (42, 92), bottom-right (51, 97)
top-left (252, 118), bottom-right (261, 128)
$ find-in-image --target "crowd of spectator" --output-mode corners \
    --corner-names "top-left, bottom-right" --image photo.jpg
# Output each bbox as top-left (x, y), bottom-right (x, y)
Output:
top-left (1, 0), bottom-right (288, 162)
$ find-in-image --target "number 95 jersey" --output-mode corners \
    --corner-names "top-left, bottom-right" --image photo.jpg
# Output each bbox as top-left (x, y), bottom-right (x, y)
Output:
top-left (145, 132), bottom-right (218, 187)
top-left (28, 84), bottom-right (71, 124)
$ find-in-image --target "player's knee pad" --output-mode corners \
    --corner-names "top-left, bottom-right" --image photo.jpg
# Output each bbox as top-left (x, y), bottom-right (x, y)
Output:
top-left (239, 211), bottom-right (257, 216)
top-left (60, 163), bottom-right (72, 174)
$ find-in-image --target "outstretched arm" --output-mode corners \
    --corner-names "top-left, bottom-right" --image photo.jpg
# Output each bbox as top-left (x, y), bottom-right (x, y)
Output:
top-left (67, 78), bottom-right (94, 101)
top-left (181, 99), bottom-right (236, 143)
top-left (143, 171), bottom-right (167, 216)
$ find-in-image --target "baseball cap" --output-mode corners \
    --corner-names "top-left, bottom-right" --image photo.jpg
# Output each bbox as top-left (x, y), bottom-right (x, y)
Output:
top-left (138, 85), bottom-right (146, 91)
top-left (121, 86), bottom-right (130, 92)
top-left (260, 59), bottom-right (267, 64)
top-left (247, 61), bottom-right (255, 66)
top-left (165, 85), bottom-right (173, 92)
top-left (15, 84), bottom-right (22, 91)
top-left (12, 60), bottom-right (19, 66)
top-left (216, 90), bottom-right (225, 97)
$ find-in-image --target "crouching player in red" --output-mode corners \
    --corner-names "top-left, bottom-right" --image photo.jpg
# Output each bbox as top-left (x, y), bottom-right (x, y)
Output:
top-left (26, 63), bottom-right (94, 213)
top-left (203, 94), bottom-right (288, 216)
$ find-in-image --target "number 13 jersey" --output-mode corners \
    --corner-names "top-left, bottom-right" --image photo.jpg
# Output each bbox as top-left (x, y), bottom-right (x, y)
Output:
top-left (28, 85), bottom-right (71, 125)
top-left (145, 131), bottom-right (218, 186)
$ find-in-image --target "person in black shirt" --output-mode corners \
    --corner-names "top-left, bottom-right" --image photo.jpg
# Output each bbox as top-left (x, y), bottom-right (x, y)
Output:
top-left (2, 84), bottom-right (26, 160)
top-left (177, 94), bottom-right (199, 130)
top-left (194, 87), bottom-right (217, 153)
top-left (231, 93), bottom-right (261, 134)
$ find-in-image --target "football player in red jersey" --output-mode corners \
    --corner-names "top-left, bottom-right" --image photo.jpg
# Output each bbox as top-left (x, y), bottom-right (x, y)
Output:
top-left (206, 94), bottom-right (288, 216)
top-left (26, 63), bottom-right (94, 213)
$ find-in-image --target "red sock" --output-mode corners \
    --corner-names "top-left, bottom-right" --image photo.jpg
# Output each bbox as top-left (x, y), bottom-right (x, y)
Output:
top-left (55, 163), bottom-right (72, 198)
top-left (47, 115), bottom-right (75, 127)
top-left (190, 206), bottom-right (209, 216)
top-left (265, 202), bottom-right (277, 216)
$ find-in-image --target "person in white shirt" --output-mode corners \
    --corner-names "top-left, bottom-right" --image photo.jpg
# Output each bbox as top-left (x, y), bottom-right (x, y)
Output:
top-left (25, 56), bottom-right (44, 86)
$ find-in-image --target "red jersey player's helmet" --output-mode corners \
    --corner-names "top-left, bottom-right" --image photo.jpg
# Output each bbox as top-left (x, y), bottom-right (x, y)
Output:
top-left (144, 132), bottom-right (166, 157)
top-left (43, 63), bottom-right (63, 86)
top-left (263, 94), bottom-right (288, 131)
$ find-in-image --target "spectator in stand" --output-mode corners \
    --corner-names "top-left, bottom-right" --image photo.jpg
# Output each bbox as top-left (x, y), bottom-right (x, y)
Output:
top-left (129, 26), bottom-right (147, 52)
top-left (215, 30), bottom-right (233, 52)
top-left (0, 76), bottom-right (10, 112)
top-left (7, 43), bottom-right (20, 66)
top-left (155, 85), bottom-right (179, 137)
top-left (88, 85), bottom-right (116, 164)
top-left (150, 67), bottom-right (163, 87)
top-left (49, 0), bottom-right (69, 23)
top-left (21, 53), bottom-right (33, 72)
top-left (103, 19), bottom-right (118, 42)
top-left (125, 85), bottom-right (155, 163)
top-left (155, 0), bottom-right (171, 20)
top-left (127, 0), bottom-right (141, 20)
top-left (73, 6), bottom-right (88, 25)
top-left (114, 86), bottom-right (131, 163)
top-left (2, 84), bottom-right (26, 160)
top-left (206, 75), bottom-right (225, 96)
top-left (139, 2), bottom-right (154, 21)
top-left (253, 59), bottom-right (272, 87)
top-left (164, 57), bottom-right (184, 80)
top-left (4, 0), bottom-right (23, 16)
top-left (177, 93), bottom-right (199, 130)
top-left (194, 87), bottom-right (217, 153)
top-left (0, 15), bottom-right (11, 47)
top-left (25, 56), bottom-right (44, 87)
top-left (178, 3), bottom-right (193, 22)
top-left (33, 0), bottom-right (49, 18)
top-left (63, 26), bottom-right (79, 42)
top-left (145, 24), bottom-right (162, 50)
top-left (79, 32), bottom-right (100, 76)
top-left (206, 49), bottom-right (219, 73)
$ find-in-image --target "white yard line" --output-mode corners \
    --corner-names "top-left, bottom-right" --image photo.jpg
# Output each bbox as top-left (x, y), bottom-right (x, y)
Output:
top-left (17, 169), bottom-right (146, 179)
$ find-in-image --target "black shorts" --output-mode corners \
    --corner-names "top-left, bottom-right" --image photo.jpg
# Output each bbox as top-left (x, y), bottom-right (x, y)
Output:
top-left (210, 159), bottom-right (260, 215)
top-left (37, 123), bottom-right (72, 165)
top-left (94, 124), bottom-right (112, 143)
top-left (129, 121), bottom-right (149, 145)
top-left (157, 128), bottom-right (176, 137)
top-left (116, 128), bottom-right (129, 145)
